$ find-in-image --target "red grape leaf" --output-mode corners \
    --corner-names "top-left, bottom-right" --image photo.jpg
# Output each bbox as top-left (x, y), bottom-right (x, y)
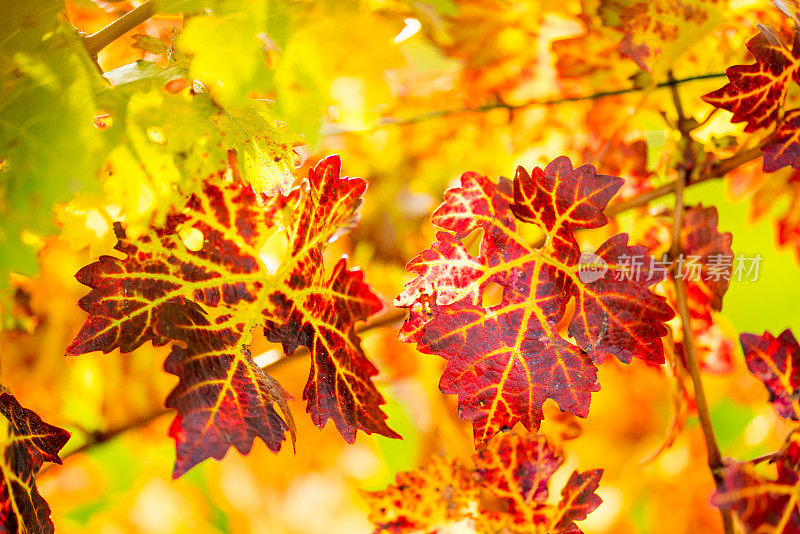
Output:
top-left (713, 431), bottom-right (800, 533)
top-left (703, 26), bottom-right (800, 132)
top-left (68, 156), bottom-right (398, 477)
top-left (364, 432), bottom-right (602, 534)
top-left (0, 392), bottom-right (70, 534)
top-left (395, 156), bottom-right (673, 446)
top-left (740, 329), bottom-right (800, 421)
top-left (619, 0), bottom-right (723, 75)
top-left (157, 302), bottom-right (296, 478)
top-left (551, 469), bottom-right (606, 533)
top-left (764, 109), bottom-right (800, 172)
top-left (474, 433), bottom-right (602, 533)
top-left (638, 206), bottom-right (735, 373)
top-left (676, 205), bottom-right (736, 376)
top-left (680, 205), bottom-right (733, 320)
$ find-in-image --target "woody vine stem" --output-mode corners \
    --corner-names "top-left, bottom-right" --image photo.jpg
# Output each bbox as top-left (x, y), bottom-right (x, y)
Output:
top-left (667, 71), bottom-right (734, 534)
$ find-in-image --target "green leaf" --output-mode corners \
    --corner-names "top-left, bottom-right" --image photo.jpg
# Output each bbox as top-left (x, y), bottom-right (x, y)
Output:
top-left (0, 0), bottom-right (109, 285)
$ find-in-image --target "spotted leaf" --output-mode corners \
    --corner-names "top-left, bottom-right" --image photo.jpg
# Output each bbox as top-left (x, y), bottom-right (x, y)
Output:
top-left (365, 432), bottom-right (602, 534)
top-left (396, 156), bottom-right (674, 446)
top-left (68, 156), bottom-right (397, 476)
top-left (619, 0), bottom-right (724, 76)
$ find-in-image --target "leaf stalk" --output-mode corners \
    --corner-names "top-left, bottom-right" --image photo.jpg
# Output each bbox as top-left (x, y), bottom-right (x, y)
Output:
top-left (82, 1), bottom-right (155, 58)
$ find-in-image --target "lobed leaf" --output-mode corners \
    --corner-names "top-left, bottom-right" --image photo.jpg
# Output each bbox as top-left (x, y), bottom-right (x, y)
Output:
top-left (764, 109), bottom-right (800, 172)
top-left (396, 156), bottom-right (673, 446)
top-left (719, 328), bottom-right (800, 531)
top-left (639, 205), bottom-right (736, 372)
top-left (68, 156), bottom-right (397, 476)
top-left (713, 432), bottom-right (800, 533)
top-left (214, 100), bottom-right (304, 198)
top-left (365, 432), bottom-right (602, 534)
top-left (680, 205), bottom-right (733, 320)
top-left (703, 26), bottom-right (800, 133)
top-left (740, 329), bottom-right (800, 421)
top-left (0, 392), bottom-right (70, 534)
top-left (158, 303), bottom-right (296, 478)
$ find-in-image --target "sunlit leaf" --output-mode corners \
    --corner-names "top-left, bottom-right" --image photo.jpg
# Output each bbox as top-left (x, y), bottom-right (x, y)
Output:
top-left (395, 156), bottom-right (674, 445)
top-left (67, 156), bottom-right (398, 476)
top-left (740, 328), bottom-right (800, 421)
top-left (703, 26), bottom-right (800, 133)
top-left (764, 109), bottom-right (800, 172)
top-left (713, 431), bottom-right (800, 533)
top-left (619, 0), bottom-right (724, 76)
top-left (0, 0), bottom-right (108, 285)
top-left (365, 432), bottom-right (602, 533)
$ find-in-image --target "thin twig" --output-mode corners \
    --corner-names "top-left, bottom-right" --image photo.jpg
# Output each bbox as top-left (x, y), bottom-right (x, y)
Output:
top-left (72, 2), bottom-right (727, 138)
top-left (604, 145), bottom-right (764, 217)
top-left (82, 1), bottom-right (155, 58)
top-left (321, 73), bottom-right (728, 136)
top-left (667, 71), bottom-right (734, 534)
top-left (39, 409), bottom-right (168, 476)
top-left (40, 309), bottom-right (408, 471)
top-left (749, 450), bottom-right (780, 465)
top-left (674, 277), bottom-right (735, 534)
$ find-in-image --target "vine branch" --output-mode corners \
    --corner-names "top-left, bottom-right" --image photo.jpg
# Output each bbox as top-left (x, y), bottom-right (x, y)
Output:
top-left (666, 70), bottom-right (734, 534)
top-left (74, 2), bottom-right (728, 138)
top-left (322, 73), bottom-right (728, 135)
top-left (605, 145), bottom-right (763, 217)
top-left (82, 1), bottom-right (155, 58)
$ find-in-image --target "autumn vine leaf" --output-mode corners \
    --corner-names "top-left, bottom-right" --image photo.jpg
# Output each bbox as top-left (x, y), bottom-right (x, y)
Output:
top-left (702, 25), bottom-right (800, 133)
top-left (619, 0), bottom-right (724, 76)
top-left (680, 205), bottom-right (733, 318)
top-left (364, 432), bottom-right (602, 534)
top-left (763, 109), bottom-right (800, 171)
top-left (395, 156), bottom-right (674, 446)
top-left (678, 205), bottom-right (735, 372)
top-left (214, 100), bottom-right (304, 198)
top-left (714, 432), bottom-right (800, 534)
top-left (0, 391), bottom-right (70, 534)
top-left (712, 329), bottom-right (800, 531)
top-left (67, 155), bottom-right (399, 477)
top-left (740, 329), bottom-right (800, 421)
top-left (703, 22), bottom-right (800, 172)
top-left (637, 205), bottom-right (735, 372)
